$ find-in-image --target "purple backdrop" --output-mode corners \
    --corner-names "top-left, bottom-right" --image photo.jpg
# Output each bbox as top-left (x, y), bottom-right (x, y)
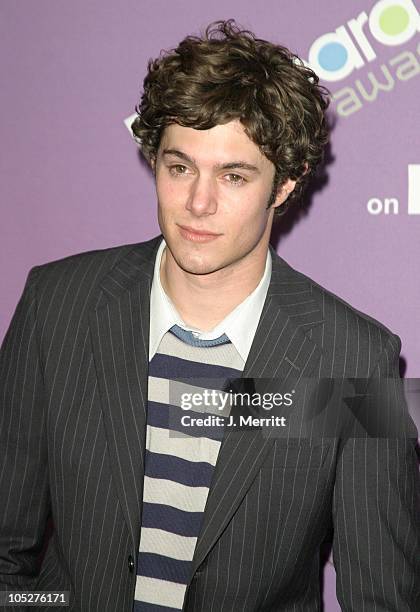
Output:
top-left (1, 1), bottom-right (419, 609)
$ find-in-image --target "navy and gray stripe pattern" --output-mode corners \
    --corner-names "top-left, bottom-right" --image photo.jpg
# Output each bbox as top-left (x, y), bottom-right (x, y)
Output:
top-left (134, 328), bottom-right (244, 610)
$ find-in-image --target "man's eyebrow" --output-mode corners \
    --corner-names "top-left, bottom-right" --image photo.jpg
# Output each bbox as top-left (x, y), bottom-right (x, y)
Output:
top-left (216, 161), bottom-right (260, 173)
top-left (162, 149), bottom-right (196, 164)
top-left (162, 149), bottom-right (260, 173)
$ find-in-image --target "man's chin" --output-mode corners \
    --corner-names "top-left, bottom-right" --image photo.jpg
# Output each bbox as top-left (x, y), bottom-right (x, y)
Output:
top-left (170, 250), bottom-right (225, 276)
top-left (164, 239), bottom-right (233, 276)
top-left (176, 259), bottom-right (221, 276)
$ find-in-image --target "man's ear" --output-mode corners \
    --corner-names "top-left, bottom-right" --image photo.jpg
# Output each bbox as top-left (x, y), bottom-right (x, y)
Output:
top-left (272, 178), bottom-right (298, 209)
top-left (272, 163), bottom-right (309, 208)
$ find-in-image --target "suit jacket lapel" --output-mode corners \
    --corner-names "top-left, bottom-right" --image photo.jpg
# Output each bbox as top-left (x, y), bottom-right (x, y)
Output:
top-left (88, 236), bottom-right (161, 550)
top-left (190, 246), bottom-right (325, 577)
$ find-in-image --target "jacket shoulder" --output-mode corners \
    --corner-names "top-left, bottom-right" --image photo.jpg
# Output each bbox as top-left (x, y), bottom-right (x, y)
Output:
top-left (29, 236), bottom-right (159, 298)
top-left (275, 253), bottom-right (400, 365)
top-left (20, 237), bottom-right (160, 371)
top-left (23, 237), bottom-right (159, 339)
top-left (313, 273), bottom-right (396, 340)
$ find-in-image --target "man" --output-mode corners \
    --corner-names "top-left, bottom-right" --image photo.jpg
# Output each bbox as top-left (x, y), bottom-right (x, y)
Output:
top-left (0, 20), bottom-right (419, 612)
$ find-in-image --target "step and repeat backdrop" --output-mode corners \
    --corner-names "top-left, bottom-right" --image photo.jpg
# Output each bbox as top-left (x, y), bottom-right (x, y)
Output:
top-left (1, 1), bottom-right (419, 610)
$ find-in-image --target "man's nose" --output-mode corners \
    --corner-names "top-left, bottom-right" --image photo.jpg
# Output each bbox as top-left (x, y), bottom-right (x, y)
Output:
top-left (186, 175), bottom-right (217, 216)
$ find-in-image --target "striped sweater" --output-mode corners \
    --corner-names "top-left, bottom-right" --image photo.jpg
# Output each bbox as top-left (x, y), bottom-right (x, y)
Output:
top-left (133, 329), bottom-right (244, 611)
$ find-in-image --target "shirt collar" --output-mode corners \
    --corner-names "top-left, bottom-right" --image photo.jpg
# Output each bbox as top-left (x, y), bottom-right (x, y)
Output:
top-left (149, 238), bottom-right (272, 362)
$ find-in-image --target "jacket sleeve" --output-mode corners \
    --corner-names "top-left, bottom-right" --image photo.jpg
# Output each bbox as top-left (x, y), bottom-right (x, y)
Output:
top-left (332, 333), bottom-right (420, 611)
top-left (0, 267), bottom-right (51, 591)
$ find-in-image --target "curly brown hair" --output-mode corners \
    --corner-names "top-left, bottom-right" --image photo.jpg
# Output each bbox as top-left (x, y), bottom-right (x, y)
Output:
top-left (132, 19), bottom-right (330, 215)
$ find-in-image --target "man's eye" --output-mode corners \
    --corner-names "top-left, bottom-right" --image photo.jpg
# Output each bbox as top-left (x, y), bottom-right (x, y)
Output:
top-left (169, 164), bottom-right (188, 175)
top-left (226, 173), bottom-right (245, 185)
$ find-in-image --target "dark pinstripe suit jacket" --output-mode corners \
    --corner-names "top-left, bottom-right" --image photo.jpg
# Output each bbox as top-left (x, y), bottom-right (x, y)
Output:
top-left (1, 235), bottom-right (419, 611)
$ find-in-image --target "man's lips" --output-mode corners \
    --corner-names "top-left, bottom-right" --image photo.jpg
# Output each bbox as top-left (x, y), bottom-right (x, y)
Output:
top-left (177, 225), bottom-right (222, 242)
top-left (178, 225), bottom-right (220, 236)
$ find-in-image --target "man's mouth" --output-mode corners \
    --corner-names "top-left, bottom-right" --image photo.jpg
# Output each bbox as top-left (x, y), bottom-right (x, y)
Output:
top-left (177, 225), bottom-right (222, 243)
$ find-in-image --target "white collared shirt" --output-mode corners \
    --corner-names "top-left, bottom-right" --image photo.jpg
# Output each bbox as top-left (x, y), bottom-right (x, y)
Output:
top-left (149, 238), bottom-right (272, 362)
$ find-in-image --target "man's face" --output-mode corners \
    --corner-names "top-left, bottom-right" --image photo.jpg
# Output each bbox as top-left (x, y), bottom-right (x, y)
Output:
top-left (154, 120), bottom-right (293, 277)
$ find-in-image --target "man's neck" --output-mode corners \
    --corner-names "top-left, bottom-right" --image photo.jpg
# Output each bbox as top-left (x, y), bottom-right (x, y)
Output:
top-left (159, 246), bottom-right (269, 331)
